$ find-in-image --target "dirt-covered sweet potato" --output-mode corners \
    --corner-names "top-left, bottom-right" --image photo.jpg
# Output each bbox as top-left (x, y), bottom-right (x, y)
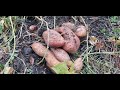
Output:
top-left (51, 48), bottom-right (71, 62)
top-left (75, 25), bottom-right (87, 37)
top-left (42, 30), bottom-right (65, 48)
top-left (56, 27), bottom-right (80, 53)
top-left (74, 57), bottom-right (83, 73)
top-left (62, 22), bottom-right (76, 32)
top-left (31, 42), bottom-right (60, 67)
top-left (61, 23), bottom-right (87, 37)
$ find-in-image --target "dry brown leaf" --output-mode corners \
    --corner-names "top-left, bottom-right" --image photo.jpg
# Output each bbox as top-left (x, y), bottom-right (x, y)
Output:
top-left (116, 40), bottom-right (120, 45)
top-left (3, 67), bottom-right (14, 74)
top-left (95, 41), bottom-right (105, 50)
top-left (108, 36), bottom-right (116, 42)
top-left (89, 36), bottom-right (98, 46)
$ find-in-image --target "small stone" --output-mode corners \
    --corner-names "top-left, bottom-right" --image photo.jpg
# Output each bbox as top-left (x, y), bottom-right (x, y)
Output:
top-left (23, 47), bottom-right (33, 55)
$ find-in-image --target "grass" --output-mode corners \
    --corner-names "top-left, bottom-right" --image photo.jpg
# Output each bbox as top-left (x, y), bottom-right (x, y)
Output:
top-left (0, 16), bottom-right (120, 74)
top-left (80, 16), bottom-right (120, 74)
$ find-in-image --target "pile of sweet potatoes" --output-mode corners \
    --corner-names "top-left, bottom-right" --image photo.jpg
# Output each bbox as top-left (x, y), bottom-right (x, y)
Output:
top-left (31, 22), bottom-right (87, 74)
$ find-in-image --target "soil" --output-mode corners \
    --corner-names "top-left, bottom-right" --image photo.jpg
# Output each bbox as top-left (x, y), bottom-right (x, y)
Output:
top-left (0, 16), bottom-right (119, 74)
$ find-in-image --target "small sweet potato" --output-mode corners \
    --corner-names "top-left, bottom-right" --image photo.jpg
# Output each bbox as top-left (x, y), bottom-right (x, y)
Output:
top-left (74, 57), bottom-right (83, 73)
top-left (31, 42), bottom-right (60, 67)
top-left (75, 25), bottom-right (87, 37)
top-left (56, 27), bottom-right (80, 53)
top-left (42, 30), bottom-right (65, 48)
top-left (62, 22), bottom-right (76, 32)
top-left (51, 48), bottom-right (71, 62)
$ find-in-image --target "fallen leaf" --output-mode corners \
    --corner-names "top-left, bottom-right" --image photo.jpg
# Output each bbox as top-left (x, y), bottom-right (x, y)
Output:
top-left (108, 36), bottom-right (116, 42)
top-left (2, 47), bottom-right (9, 53)
top-left (51, 62), bottom-right (71, 74)
top-left (95, 41), bottom-right (105, 50)
top-left (3, 67), bottom-right (14, 74)
top-left (89, 36), bottom-right (98, 46)
top-left (116, 40), bottom-right (120, 45)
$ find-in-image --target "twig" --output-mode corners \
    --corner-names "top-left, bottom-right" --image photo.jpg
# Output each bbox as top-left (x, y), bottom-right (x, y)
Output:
top-left (79, 16), bottom-right (89, 62)
top-left (19, 16), bottom-right (25, 38)
top-left (88, 51), bottom-right (120, 55)
top-left (54, 16), bottom-right (56, 29)
top-left (71, 16), bottom-right (77, 24)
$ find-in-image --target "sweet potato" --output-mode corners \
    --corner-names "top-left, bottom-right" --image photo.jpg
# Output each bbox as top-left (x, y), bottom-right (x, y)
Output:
top-left (74, 57), bottom-right (83, 73)
top-left (62, 22), bottom-right (76, 32)
top-left (42, 30), bottom-right (65, 47)
top-left (56, 27), bottom-right (80, 53)
top-left (51, 48), bottom-right (71, 62)
top-left (75, 25), bottom-right (87, 37)
top-left (31, 42), bottom-right (60, 67)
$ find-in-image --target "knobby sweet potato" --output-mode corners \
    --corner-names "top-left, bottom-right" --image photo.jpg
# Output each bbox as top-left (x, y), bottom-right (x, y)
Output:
top-left (42, 30), bottom-right (65, 48)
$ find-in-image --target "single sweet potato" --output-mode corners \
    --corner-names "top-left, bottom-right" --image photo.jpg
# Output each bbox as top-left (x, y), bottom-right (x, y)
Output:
top-left (62, 22), bottom-right (76, 32)
top-left (42, 30), bottom-right (65, 48)
top-left (75, 25), bottom-right (87, 37)
top-left (31, 42), bottom-right (60, 67)
top-left (56, 27), bottom-right (80, 53)
top-left (51, 48), bottom-right (71, 62)
top-left (74, 57), bottom-right (83, 73)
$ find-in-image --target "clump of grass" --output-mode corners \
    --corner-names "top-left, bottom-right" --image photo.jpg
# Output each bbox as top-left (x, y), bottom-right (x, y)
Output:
top-left (0, 16), bottom-right (24, 73)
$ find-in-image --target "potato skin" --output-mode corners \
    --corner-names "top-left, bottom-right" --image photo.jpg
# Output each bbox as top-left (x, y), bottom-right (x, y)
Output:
top-left (42, 30), bottom-right (65, 48)
top-left (75, 25), bottom-right (87, 37)
top-left (74, 57), bottom-right (83, 73)
top-left (51, 48), bottom-right (71, 62)
top-left (31, 42), bottom-right (60, 67)
top-left (56, 27), bottom-right (80, 53)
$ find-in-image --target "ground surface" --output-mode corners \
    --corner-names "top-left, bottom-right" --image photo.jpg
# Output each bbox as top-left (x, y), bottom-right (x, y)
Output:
top-left (0, 16), bottom-right (120, 74)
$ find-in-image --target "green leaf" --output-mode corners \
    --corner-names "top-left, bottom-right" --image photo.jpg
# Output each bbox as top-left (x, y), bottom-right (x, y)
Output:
top-left (51, 62), bottom-right (71, 74)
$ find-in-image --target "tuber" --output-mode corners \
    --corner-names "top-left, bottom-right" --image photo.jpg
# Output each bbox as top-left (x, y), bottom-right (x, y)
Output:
top-left (31, 42), bottom-right (60, 67)
top-left (51, 48), bottom-right (71, 62)
top-left (42, 30), bottom-right (65, 48)
top-left (29, 25), bottom-right (38, 32)
top-left (62, 22), bottom-right (76, 32)
top-left (56, 26), bottom-right (80, 53)
top-left (75, 25), bottom-right (87, 37)
top-left (74, 57), bottom-right (83, 73)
